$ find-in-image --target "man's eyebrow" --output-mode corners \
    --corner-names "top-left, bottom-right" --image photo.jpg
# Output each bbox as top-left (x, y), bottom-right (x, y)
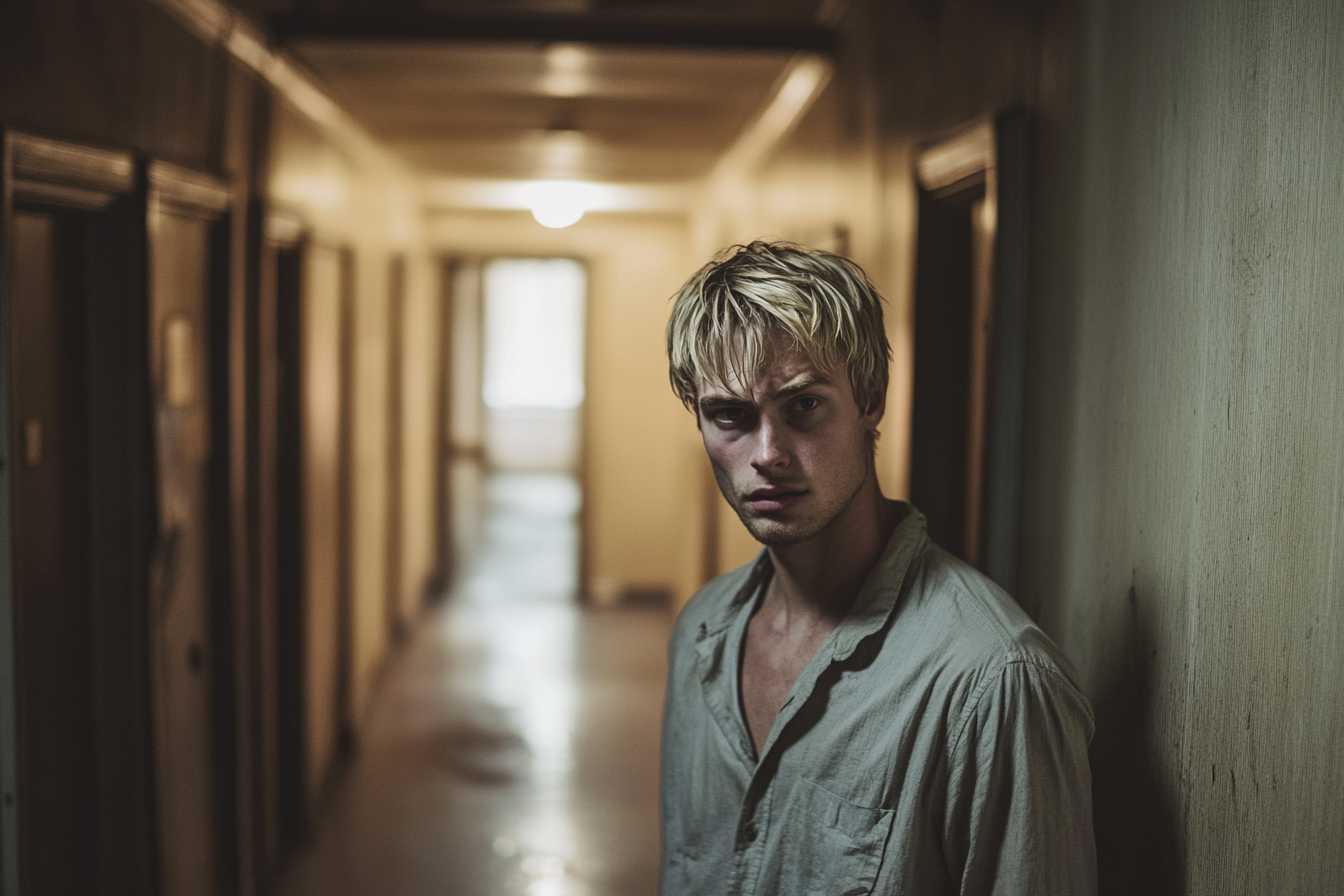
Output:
top-left (697, 394), bottom-right (742, 412)
top-left (775, 374), bottom-right (833, 397)
top-left (696, 374), bottom-right (834, 412)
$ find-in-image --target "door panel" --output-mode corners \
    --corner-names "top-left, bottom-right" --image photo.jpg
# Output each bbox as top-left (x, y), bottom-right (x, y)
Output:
top-left (911, 111), bottom-right (1030, 591)
top-left (274, 238), bottom-right (307, 853)
top-left (910, 186), bottom-right (979, 560)
top-left (6, 132), bottom-right (158, 895)
top-left (9, 211), bottom-right (97, 896)
top-left (147, 207), bottom-right (218, 896)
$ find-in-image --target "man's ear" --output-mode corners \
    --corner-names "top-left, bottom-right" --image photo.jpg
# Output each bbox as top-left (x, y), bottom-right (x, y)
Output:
top-left (860, 378), bottom-right (888, 427)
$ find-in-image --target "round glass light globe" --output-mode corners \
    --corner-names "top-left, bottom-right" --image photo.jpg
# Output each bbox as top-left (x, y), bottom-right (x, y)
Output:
top-left (525, 181), bottom-right (589, 229)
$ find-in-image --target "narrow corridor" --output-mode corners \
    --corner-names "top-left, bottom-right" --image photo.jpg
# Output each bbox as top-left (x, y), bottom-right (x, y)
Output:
top-left (279, 473), bottom-right (671, 896)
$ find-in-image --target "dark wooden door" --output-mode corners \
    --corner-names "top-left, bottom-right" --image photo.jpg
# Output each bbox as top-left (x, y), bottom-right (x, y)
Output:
top-left (910, 186), bottom-right (983, 561)
top-left (910, 109), bottom-right (1030, 592)
top-left (6, 130), bottom-right (158, 895)
top-left (146, 193), bottom-right (221, 896)
top-left (9, 209), bottom-right (98, 896)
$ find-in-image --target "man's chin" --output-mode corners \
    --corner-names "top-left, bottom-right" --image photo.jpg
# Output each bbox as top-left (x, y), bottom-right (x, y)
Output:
top-left (743, 516), bottom-right (822, 547)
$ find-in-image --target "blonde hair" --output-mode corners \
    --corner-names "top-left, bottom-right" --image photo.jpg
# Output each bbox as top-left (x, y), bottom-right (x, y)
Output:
top-left (666, 241), bottom-right (891, 410)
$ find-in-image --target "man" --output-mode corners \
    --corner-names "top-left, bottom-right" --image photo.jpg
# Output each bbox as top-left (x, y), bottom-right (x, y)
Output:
top-left (660, 241), bottom-right (1096, 895)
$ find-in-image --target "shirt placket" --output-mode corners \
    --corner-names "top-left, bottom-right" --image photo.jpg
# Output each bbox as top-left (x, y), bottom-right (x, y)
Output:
top-left (694, 582), bottom-right (772, 895)
top-left (692, 520), bottom-right (922, 895)
top-left (731, 658), bottom-right (831, 894)
top-left (727, 775), bottom-right (774, 894)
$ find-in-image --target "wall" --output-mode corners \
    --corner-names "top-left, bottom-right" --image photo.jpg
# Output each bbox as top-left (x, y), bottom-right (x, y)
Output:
top-left (0, 0), bottom-right (220, 169)
top-left (0, 0), bottom-right (442, 888)
top-left (1022, 0), bottom-right (1344, 890)
top-left (711, 0), bottom-right (1344, 890)
top-left (268, 98), bottom-right (436, 752)
top-left (295, 243), bottom-right (346, 804)
top-left (424, 210), bottom-right (707, 609)
top-left (699, 0), bottom-right (1043, 574)
top-left (1, 3), bottom-right (249, 891)
top-left (396, 250), bottom-right (442, 627)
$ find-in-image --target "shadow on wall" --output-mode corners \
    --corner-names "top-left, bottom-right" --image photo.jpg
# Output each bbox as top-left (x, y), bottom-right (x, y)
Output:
top-left (1088, 583), bottom-right (1183, 895)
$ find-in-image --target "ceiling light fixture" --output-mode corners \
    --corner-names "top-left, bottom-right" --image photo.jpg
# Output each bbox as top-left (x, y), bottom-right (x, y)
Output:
top-left (523, 180), bottom-right (591, 228)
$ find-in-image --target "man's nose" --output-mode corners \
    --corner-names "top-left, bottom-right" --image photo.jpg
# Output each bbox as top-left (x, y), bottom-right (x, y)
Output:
top-left (750, 416), bottom-right (790, 470)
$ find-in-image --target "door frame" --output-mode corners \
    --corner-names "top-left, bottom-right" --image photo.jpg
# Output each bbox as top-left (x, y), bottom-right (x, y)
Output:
top-left (912, 107), bottom-right (1031, 594)
top-left (0, 129), bottom-right (148, 896)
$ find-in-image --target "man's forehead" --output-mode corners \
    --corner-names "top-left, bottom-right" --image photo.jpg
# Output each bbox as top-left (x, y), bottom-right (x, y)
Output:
top-left (696, 355), bottom-right (839, 404)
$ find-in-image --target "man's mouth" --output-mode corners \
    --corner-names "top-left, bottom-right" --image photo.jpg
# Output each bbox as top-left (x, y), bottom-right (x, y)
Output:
top-left (745, 486), bottom-right (807, 513)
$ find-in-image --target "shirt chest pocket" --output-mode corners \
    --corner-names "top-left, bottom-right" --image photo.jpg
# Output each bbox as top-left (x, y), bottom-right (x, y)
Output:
top-left (776, 777), bottom-right (894, 896)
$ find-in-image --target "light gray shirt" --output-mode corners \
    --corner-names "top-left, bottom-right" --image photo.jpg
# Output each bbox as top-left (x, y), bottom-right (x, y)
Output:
top-left (660, 503), bottom-right (1097, 896)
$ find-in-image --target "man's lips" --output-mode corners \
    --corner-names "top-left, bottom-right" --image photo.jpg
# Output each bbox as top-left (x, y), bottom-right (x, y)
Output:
top-left (745, 486), bottom-right (807, 513)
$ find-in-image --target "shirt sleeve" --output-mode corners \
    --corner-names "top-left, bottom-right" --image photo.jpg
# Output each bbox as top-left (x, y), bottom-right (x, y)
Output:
top-left (941, 659), bottom-right (1098, 896)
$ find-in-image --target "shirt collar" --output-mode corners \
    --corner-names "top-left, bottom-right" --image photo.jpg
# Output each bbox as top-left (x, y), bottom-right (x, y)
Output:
top-left (693, 501), bottom-right (930, 766)
top-left (699, 500), bottom-right (928, 653)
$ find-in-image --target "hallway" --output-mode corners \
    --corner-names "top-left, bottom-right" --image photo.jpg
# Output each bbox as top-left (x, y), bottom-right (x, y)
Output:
top-left (279, 473), bottom-right (670, 896)
top-left (7, 0), bottom-right (1344, 891)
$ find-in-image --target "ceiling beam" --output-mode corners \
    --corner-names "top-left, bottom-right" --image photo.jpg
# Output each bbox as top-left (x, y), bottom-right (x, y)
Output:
top-left (272, 12), bottom-right (836, 53)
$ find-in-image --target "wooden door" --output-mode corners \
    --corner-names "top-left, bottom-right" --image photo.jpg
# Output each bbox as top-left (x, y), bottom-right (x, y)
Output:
top-left (9, 207), bottom-right (98, 896)
top-left (272, 227), bottom-right (308, 857)
top-left (4, 131), bottom-right (157, 895)
top-left (911, 109), bottom-right (1030, 592)
top-left (273, 236), bottom-right (353, 850)
top-left (145, 162), bottom-right (231, 896)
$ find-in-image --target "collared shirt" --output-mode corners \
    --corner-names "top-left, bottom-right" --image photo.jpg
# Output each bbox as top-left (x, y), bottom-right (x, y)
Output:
top-left (660, 503), bottom-right (1097, 896)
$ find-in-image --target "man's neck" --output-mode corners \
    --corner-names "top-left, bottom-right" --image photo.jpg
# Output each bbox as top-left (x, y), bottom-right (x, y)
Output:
top-left (763, 469), bottom-right (897, 627)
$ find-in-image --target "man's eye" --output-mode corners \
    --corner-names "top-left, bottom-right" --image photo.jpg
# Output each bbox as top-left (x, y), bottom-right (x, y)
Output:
top-left (792, 396), bottom-right (822, 413)
top-left (713, 406), bottom-right (747, 423)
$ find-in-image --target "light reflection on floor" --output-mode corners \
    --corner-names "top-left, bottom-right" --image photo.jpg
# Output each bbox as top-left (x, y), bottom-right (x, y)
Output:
top-left (279, 471), bottom-right (670, 896)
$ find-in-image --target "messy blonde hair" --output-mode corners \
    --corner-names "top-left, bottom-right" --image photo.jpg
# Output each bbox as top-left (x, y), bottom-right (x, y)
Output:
top-left (667, 241), bottom-right (891, 411)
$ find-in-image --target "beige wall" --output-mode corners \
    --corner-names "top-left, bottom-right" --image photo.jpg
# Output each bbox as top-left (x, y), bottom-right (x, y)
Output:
top-left (297, 244), bottom-right (344, 803)
top-left (425, 210), bottom-right (707, 609)
top-left (269, 99), bottom-right (438, 786)
top-left (397, 251), bottom-right (442, 627)
top-left (347, 244), bottom-right (390, 721)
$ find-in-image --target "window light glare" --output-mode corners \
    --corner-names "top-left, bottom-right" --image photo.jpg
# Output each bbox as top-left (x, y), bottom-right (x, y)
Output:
top-left (482, 258), bottom-right (586, 410)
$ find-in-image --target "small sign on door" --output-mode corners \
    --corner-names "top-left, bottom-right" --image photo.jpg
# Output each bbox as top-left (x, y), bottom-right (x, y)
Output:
top-left (23, 418), bottom-right (42, 466)
top-left (163, 315), bottom-right (195, 408)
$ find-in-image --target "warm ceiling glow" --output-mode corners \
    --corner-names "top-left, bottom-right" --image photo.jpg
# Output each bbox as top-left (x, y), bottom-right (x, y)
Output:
top-left (541, 43), bottom-right (589, 97)
top-left (523, 180), bottom-right (592, 228)
top-left (273, 170), bottom-right (348, 212)
top-left (539, 129), bottom-right (585, 177)
top-left (711, 54), bottom-right (833, 183)
top-left (420, 178), bottom-right (691, 215)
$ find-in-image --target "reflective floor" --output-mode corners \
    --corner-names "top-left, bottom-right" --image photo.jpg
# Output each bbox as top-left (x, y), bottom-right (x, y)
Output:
top-left (279, 472), bottom-right (671, 896)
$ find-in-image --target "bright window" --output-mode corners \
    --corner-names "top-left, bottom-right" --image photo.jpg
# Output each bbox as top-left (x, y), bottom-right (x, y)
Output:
top-left (482, 258), bottom-right (586, 410)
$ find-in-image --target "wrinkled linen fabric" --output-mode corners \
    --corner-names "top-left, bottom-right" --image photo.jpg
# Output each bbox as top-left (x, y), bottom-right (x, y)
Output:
top-left (659, 503), bottom-right (1097, 896)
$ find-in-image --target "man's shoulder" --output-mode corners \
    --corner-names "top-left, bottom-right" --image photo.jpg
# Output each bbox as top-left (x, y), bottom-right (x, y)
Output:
top-left (892, 542), bottom-right (1085, 693)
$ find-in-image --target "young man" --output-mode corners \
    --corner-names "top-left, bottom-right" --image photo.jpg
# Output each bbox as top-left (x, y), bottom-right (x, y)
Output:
top-left (660, 242), bottom-right (1096, 896)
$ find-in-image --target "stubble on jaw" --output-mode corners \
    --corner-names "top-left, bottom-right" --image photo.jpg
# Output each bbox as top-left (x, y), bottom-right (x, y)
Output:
top-left (712, 460), bottom-right (867, 547)
top-left (698, 332), bottom-right (880, 549)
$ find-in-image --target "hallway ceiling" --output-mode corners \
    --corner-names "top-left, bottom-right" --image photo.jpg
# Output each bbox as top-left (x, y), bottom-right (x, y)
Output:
top-left (269, 0), bottom-right (839, 184)
top-left (287, 40), bottom-right (797, 182)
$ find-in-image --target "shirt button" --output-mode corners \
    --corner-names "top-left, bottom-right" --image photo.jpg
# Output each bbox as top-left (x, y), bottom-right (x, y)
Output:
top-left (743, 822), bottom-right (759, 842)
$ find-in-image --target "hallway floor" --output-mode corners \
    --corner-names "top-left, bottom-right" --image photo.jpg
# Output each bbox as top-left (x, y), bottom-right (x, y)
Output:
top-left (279, 473), bottom-right (671, 896)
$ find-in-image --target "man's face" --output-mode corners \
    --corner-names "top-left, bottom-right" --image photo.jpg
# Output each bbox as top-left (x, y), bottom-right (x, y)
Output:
top-left (696, 335), bottom-right (882, 546)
